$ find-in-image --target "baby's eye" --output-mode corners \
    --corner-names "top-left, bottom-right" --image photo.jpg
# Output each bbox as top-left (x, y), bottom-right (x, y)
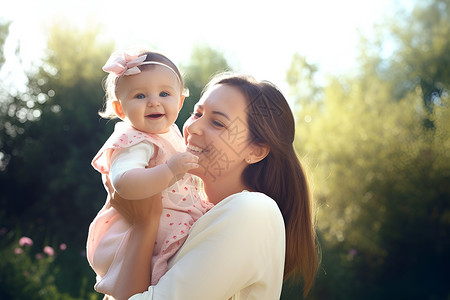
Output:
top-left (135, 93), bottom-right (146, 99)
top-left (160, 91), bottom-right (169, 97)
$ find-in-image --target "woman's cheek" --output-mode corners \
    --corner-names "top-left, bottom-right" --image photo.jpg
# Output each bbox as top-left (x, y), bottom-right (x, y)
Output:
top-left (183, 119), bottom-right (192, 144)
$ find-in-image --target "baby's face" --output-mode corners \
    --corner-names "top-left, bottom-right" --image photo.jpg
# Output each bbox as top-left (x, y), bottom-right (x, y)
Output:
top-left (114, 65), bottom-right (183, 134)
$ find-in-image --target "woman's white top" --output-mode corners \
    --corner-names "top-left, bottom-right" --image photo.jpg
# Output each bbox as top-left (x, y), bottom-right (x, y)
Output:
top-left (129, 190), bottom-right (286, 300)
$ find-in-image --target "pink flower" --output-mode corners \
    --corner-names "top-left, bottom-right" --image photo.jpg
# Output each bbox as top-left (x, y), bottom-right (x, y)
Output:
top-left (19, 236), bottom-right (33, 247)
top-left (59, 243), bottom-right (67, 251)
top-left (43, 246), bottom-right (54, 256)
top-left (349, 249), bottom-right (358, 257)
top-left (14, 247), bottom-right (23, 254)
top-left (35, 253), bottom-right (44, 259)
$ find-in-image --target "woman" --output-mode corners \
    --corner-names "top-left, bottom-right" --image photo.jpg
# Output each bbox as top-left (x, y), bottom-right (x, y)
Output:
top-left (113, 73), bottom-right (319, 300)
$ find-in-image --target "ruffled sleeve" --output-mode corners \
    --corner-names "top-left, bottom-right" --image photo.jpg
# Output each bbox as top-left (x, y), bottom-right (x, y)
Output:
top-left (92, 122), bottom-right (166, 174)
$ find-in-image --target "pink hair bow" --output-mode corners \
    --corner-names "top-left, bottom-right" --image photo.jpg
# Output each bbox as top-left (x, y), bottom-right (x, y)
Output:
top-left (102, 52), bottom-right (147, 76)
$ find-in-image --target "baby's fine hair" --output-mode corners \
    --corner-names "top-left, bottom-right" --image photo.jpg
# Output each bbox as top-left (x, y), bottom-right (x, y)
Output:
top-left (99, 50), bottom-right (186, 119)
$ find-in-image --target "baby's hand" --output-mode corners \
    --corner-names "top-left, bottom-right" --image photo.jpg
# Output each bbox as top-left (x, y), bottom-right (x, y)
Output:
top-left (167, 152), bottom-right (199, 177)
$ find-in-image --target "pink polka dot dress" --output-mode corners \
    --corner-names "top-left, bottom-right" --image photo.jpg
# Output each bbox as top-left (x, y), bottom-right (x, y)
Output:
top-left (86, 122), bottom-right (213, 296)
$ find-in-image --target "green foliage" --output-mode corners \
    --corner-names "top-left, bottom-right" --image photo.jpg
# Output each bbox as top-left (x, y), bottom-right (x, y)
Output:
top-left (299, 76), bottom-right (449, 299)
top-left (0, 230), bottom-right (98, 300)
top-left (1, 23), bottom-right (114, 245)
top-left (288, 0), bottom-right (450, 298)
top-left (176, 43), bottom-right (231, 129)
top-left (0, 21), bottom-right (112, 299)
top-left (360, 0), bottom-right (450, 127)
top-left (286, 53), bottom-right (321, 105)
top-left (0, 20), bottom-right (10, 67)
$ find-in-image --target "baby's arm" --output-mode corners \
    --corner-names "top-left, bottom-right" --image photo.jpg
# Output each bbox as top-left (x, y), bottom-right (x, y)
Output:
top-left (110, 143), bottom-right (198, 200)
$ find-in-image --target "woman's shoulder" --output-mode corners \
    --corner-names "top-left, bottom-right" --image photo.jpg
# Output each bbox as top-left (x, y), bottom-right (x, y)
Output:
top-left (221, 190), bottom-right (278, 208)
top-left (217, 191), bottom-right (283, 223)
top-left (189, 191), bottom-right (284, 237)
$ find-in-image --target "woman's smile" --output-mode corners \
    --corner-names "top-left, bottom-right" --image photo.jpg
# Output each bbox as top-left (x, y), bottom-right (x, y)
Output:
top-left (186, 143), bottom-right (206, 154)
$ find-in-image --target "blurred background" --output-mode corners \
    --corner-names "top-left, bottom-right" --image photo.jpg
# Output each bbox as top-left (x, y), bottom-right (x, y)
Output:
top-left (0, 0), bottom-right (449, 299)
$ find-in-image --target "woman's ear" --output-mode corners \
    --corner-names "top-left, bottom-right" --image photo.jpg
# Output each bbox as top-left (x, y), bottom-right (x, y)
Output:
top-left (247, 144), bottom-right (270, 164)
top-left (112, 100), bottom-right (126, 119)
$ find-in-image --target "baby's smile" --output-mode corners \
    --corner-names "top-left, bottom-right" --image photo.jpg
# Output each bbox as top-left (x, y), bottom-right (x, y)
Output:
top-left (146, 113), bottom-right (164, 119)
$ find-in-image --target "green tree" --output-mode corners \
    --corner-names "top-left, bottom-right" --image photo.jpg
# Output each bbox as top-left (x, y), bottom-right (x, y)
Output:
top-left (176, 43), bottom-right (231, 129)
top-left (288, 0), bottom-right (450, 298)
top-left (1, 23), bottom-right (115, 244)
top-left (360, 0), bottom-right (450, 127)
top-left (0, 20), bottom-right (10, 67)
top-left (0, 22), bottom-right (114, 299)
top-left (286, 53), bottom-right (322, 106)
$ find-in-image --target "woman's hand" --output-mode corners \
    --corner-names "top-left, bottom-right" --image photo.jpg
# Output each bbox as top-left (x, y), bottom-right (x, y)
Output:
top-left (108, 185), bottom-right (162, 300)
top-left (111, 191), bottom-right (162, 225)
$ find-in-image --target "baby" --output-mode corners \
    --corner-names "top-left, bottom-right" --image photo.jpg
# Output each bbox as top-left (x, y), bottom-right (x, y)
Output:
top-left (86, 49), bottom-right (213, 298)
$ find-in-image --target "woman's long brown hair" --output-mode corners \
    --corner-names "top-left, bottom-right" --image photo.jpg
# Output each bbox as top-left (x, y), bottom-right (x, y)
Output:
top-left (211, 73), bottom-right (319, 297)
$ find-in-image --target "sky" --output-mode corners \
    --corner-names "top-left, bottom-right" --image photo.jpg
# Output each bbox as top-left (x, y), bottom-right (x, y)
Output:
top-left (1, 0), bottom-right (402, 92)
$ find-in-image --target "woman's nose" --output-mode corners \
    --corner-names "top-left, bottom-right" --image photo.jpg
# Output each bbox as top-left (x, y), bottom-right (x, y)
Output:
top-left (184, 116), bottom-right (202, 136)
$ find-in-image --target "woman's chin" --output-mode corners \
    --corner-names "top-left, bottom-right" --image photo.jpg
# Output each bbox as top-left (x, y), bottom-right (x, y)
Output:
top-left (187, 163), bottom-right (204, 177)
top-left (187, 163), bottom-right (213, 182)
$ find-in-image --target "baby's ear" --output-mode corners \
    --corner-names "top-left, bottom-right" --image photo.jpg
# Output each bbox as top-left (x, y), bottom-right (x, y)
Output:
top-left (112, 100), bottom-right (126, 119)
top-left (178, 95), bottom-right (186, 111)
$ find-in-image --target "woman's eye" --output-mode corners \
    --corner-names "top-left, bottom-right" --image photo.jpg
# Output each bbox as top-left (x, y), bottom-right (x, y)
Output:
top-left (135, 93), bottom-right (145, 99)
top-left (160, 91), bottom-right (169, 97)
top-left (191, 112), bottom-right (202, 119)
top-left (212, 120), bottom-right (225, 128)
